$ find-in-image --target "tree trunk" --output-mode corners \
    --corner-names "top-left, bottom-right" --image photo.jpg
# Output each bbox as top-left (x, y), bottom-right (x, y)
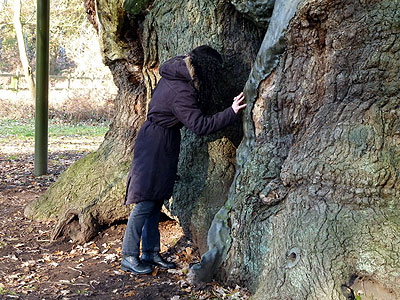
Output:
top-left (13, 0), bottom-right (35, 100)
top-left (197, 0), bottom-right (400, 299)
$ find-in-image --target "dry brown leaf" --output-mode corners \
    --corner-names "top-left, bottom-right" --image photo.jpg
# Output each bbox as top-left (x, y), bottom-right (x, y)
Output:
top-left (124, 290), bottom-right (135, 297)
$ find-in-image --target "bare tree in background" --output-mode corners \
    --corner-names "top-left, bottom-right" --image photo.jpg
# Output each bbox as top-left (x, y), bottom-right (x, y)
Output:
top-left (13, 0), bottom-right (35, 100)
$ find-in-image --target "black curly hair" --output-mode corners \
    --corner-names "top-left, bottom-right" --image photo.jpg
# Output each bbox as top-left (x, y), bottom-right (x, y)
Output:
top-left (189, 45), bottom-right (223, 111)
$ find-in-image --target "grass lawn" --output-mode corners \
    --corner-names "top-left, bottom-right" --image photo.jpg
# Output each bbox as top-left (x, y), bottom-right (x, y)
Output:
top-left (0, 118), bottom-right (109, 156)
top-left (0, 118), bottom-right (109, 139)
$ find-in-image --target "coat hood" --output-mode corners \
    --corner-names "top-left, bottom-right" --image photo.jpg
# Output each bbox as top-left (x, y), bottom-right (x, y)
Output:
top-left (159, 56), bottom-right (193, 82)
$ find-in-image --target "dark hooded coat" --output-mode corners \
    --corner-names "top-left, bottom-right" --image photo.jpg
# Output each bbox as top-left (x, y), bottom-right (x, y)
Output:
top-left (124, 56), bottom-right (237, 205)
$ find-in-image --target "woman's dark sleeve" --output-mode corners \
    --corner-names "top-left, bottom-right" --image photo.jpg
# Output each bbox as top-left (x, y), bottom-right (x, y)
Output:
top-left (172, 88), bottom-right (238, 136)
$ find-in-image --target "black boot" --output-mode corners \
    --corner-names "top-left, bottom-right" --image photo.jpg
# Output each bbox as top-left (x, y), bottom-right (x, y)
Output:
top-left (141, 252), bottom-right (176, 269)
top-left (121, 256), bottom-right (153, 275)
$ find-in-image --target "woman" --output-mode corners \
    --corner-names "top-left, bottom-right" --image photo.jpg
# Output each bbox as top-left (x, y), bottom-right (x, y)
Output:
top-left (121, 45), bottom-right (246, 275)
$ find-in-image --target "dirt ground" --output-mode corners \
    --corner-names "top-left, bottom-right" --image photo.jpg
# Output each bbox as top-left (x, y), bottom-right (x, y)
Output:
top-left (0, 137), bottom-right (250, 299)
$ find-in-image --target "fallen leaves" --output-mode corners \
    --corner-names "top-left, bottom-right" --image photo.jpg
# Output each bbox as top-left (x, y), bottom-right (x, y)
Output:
top-left (103, 253), bottom-right (118, 263)
top-left (185, 246), bottom-right (193, 256)
top-left (151, 267), bottom-right (159, 276)
top-left (123, 290), bottom-right (136, 297)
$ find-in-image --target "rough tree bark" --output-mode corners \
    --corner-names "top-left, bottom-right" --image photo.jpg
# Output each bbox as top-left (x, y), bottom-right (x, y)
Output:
top-left (199, 0), bottom-right (400, 299)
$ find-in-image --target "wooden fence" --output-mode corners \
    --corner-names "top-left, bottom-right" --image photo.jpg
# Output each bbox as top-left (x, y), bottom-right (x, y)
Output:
top-left (0, 72), bottom-right (113, 91)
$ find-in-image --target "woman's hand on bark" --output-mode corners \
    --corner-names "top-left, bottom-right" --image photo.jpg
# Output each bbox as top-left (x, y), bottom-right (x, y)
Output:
top-left (232, 92), bottom-right (246, 114)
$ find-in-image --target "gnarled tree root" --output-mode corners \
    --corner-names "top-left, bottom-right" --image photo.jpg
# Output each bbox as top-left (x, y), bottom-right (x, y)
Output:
top-left (51, 208), bottom-right (99, 244)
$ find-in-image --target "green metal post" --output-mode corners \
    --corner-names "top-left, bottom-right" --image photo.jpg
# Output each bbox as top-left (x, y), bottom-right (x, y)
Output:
top-left (34, 0), bottom-right (50, 176)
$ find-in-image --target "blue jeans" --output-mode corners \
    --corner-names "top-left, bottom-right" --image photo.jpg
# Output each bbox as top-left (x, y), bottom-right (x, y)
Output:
top-left (121, 201), bottom-right (163, 257)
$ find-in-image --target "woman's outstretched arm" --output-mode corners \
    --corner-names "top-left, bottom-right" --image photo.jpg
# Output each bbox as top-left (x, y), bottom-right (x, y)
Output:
top-left (172, 90), bottom-right (246, 136)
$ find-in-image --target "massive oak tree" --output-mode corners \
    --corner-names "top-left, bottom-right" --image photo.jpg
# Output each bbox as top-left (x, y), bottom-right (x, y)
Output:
top-left (25, 0), bottom-right (400, 299)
